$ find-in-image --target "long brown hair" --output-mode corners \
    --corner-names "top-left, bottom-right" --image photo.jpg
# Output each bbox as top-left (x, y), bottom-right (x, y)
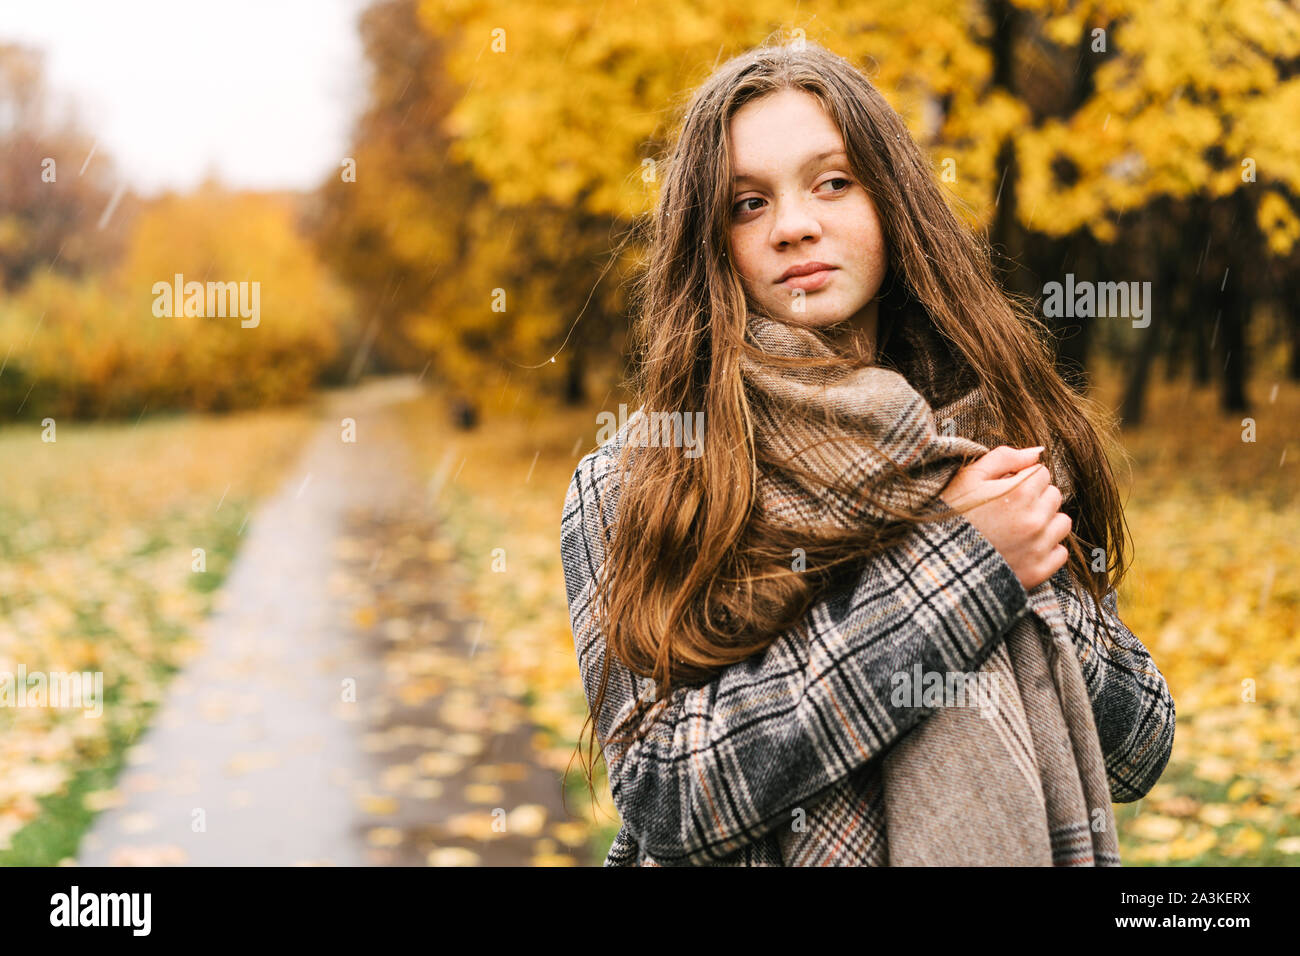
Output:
top-left (570, 39), bottom-right (1132, 807)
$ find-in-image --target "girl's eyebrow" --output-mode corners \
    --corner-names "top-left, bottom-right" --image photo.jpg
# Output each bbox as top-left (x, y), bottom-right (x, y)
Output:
top-left (732, 148), bottom-right (848, 185)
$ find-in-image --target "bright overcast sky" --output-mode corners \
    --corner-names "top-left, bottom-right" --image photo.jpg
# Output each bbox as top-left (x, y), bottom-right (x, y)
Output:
top-left (0, 0), bottom-right (371, 196)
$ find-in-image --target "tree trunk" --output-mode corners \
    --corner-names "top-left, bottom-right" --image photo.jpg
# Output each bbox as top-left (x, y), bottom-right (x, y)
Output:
top-left (1285, 273), bottom-right (1300, 382)
top-left (1217, 193), bottom-right (1252, 413)
top-left (1052, 231), bottom-right (1100, 392)
top-left (1290, 314), bottom-right (1300, 381)
top-left (450, 397), bottom-right (479, 430)
top-left (986, 0), bottom-right (1024, 296)
top-left (1219, 276), bottom-right (1250, 413)
top-left (1193, 305), bottom-right (1212, 385)
top-left (564, 346), bottom-right (586, 405)
top-left (1119, 318), bottom-right (1163, 426)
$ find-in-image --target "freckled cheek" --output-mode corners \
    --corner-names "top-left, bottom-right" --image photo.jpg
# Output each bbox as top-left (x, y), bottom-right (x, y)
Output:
top-left (730, 235), bottom-right (768, 290)
top-left (829, 203), bottom-right (882, 244)
top-left (837, 213), bottom-right (888, 276)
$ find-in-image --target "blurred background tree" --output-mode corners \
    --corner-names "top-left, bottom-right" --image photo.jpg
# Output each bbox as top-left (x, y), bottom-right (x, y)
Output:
top-left (0, 43), bottom-right (128, 292)
top-left (403, 0), bottom-right (1300, 424)
top-left (0, 42), bottom-right (354, 421)
top-left (6, 1), bottom-right (1299, 426)
top-left (0, 184), bottom-right (353, 419)
top-left (313, 0), bottom-right (630, 428)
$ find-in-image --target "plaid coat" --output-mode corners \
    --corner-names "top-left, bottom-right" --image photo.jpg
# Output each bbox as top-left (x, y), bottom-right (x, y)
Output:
top-left (561, 419), bottom-right (1176, 867)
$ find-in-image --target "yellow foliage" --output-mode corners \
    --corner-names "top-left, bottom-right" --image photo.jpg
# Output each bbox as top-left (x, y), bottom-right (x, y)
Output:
top-left (1257, 190), bottom-right (1300, 256)
top-left (421, 0), bottom-right (1300, 259)
top-left (0, 185), bottom-right (354, 418)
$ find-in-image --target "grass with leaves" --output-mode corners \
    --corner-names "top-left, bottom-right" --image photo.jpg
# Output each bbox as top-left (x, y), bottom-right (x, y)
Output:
top-left (0, 406), bottom-right (316, 864)
top-left (1101, 368), bottom-right (1300, 864)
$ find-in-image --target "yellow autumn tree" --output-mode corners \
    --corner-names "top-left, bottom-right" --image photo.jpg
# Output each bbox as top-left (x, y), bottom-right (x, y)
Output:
top-left (0, 183), bottom-right (354, 418)
top-left (421, 0), bottom-right (1300, 414)
top-left (316, 0), bottom-right (628, 422)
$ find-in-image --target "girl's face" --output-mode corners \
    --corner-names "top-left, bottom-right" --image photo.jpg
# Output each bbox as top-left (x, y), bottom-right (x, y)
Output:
top-left (727, 88), bottom-right (888, 345)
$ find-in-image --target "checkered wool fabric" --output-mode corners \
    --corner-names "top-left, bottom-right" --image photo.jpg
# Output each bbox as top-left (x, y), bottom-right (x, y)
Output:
top-left (740, 312), bottom-right (1118, 866)
top-left (560, 309), bottom-right (1175, 866)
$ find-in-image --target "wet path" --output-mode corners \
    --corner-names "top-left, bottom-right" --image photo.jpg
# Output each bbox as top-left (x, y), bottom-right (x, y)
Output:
top-left (76, 377), bottom-right (583, 866)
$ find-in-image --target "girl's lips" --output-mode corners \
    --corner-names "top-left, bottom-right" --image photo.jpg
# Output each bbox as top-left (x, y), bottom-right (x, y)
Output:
top-left (781, 268), bottom-right (835, 291)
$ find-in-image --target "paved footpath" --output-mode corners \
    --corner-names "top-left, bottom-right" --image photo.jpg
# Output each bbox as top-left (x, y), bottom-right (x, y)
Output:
top-left (76, 376), bottom-right (584, 866)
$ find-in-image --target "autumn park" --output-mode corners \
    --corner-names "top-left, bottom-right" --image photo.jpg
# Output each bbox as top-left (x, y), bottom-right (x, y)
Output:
top-left (0, 0), bottom-right (1297, 874)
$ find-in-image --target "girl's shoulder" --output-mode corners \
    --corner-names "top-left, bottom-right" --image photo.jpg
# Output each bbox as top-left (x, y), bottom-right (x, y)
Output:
top-left (564, 406), bottom-right (648, 537)
top-left (574, 404), bottom-right (648, 484)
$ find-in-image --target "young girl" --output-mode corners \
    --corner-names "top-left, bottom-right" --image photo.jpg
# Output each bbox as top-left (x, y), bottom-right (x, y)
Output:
top-left (561, 40), bottom-right (1174, 866)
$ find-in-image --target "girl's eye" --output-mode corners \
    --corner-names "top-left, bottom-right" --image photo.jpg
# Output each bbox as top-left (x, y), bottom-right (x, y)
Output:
top-left (731, 178), bottom-right (852, 219)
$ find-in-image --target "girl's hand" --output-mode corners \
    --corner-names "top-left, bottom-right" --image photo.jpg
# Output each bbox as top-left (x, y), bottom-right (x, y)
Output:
top-left (938, 445), bottom-right (1071, 591)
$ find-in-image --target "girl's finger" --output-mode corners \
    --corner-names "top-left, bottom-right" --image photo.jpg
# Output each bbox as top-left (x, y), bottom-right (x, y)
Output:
top-left (971, 445), bottom-right (1044, 478)
top-left (979, 463), bottom-right (1046, 500)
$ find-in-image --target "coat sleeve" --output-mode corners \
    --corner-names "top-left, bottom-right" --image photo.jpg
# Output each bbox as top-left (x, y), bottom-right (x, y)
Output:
top-left (561, 446), bottom-right (1031, 866)
top-left (1048, 567), bottom-right (1176, 802)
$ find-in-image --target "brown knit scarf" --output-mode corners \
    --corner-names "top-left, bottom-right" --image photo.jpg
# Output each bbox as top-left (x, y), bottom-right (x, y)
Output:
top-left (739, 309), bottom-right (1120, 866)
